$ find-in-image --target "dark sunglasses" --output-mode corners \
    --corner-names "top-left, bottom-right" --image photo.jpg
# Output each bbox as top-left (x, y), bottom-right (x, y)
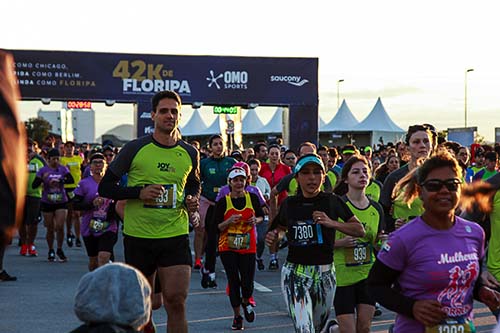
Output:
top-left (420, 178), bottom-right (462, 192)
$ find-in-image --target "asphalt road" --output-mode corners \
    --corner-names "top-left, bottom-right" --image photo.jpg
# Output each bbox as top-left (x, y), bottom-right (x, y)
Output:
top-left (1, 228), bottom-right (498, 333)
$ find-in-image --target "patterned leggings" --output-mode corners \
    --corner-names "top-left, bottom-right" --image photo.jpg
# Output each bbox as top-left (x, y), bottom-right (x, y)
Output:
top-left (281, 262), bottom-right (336, 333)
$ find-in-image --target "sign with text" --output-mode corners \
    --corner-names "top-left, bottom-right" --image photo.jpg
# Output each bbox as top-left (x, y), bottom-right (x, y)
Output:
top-left (9, 50), bottom-right (318, 106)
top-left (214, 106), bottom-right (238, 114)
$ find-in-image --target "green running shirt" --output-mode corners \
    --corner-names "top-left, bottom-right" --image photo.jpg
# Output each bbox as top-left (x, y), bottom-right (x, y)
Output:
top-left (109, 136), bottom-right (200, 239)
top-left (334, 196), bottom-right (384, 286)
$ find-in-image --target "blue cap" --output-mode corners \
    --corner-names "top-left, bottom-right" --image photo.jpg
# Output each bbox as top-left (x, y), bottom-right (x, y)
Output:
top-left (294, 153), bottom-right (325, 174)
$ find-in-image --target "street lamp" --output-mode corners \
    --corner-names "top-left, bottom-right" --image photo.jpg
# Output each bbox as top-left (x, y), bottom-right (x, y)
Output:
top-left (464, 68), bottom-right (474, 128)
top-left (337, 79), bottom-right (344, 110)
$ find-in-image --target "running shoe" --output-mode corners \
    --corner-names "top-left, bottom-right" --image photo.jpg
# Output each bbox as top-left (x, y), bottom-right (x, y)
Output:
top-left (256, 258), bottom-right (265, 271)
top-left (321, 319), bottom-right (340, 333)
top-left (201, 269), bottom-right (210, 289)
top-left (194, 258), bottom-right (202, 270)
top-left (20, 244), bottom-right (28, 256)
top-left (243, 303), bottom-right (255, 322)
top-left (56, 248), bottom-right (67, 262)
top-left (48, 249), bottom-right (56, 262)
top-left (207, 274), bottom-right (217, 288)
top-left (268, 258), bottom-right (279, 270)
top-left (231, 315), bottom-right (244, 330)
top-left (248, 296), bottom-right (256, 307)
top-left (28, 244), bottom-right (38, 257)
top-left (66, 234), bottom-right (74, 247)
top-left (0, 270), bottom-right (17, 282)
top-left (374, 303), bottom-right (383, 317)
top-left (75, 238), bottom-right (82, 247)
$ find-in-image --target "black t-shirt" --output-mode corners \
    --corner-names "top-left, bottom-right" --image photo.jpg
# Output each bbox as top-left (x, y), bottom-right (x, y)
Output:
top-left (276, 192), bottom-right (354, 265)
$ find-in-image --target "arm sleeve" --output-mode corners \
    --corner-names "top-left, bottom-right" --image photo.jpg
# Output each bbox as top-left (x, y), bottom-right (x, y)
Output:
top-left (32, 176), bottom-right (43, 189)
top-left (71, 194), bottom-right (94, 211)
top-left (98, 169), bottom-right (142, 200)
top-left (213, 198), bottom-right (227, 227)
top-left (380, 175), bottom-right (397, 232)
top-left (275, 174), bottom-right (292, 193)
top-left (269, 199), bottom-right (288, 230)
top-left (331, 194), bottom-right (354, 222)
top-left (367, 259), bottom-right (416, 318)
top-left (63, 172), bottom-right (75, 185)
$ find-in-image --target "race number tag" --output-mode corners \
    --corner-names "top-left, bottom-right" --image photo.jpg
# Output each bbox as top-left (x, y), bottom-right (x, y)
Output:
top-left (47, 192), bottom-right (63, 203)
top-left (89, 219), bottom-right (110, 233)
top-left (425, 319), bottom-right (474, 333)
top-left (143, 184), bottom-right (177, 209)
top-left (289, 219), bottom-right (323, 247)
top-left (227, 233), bottom-right (250, 250)
top-left (345, 242), bottom-right (372, 266)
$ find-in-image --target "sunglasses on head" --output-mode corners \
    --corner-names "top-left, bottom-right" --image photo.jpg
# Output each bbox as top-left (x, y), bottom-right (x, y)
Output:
top-left (420, 178), bottom-right (462, 192)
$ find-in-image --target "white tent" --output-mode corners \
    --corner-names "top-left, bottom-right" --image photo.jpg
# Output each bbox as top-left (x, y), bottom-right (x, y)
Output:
top-left (241, 108), bottom-right (266, 134)
top-left (320, 100), bottom-right (359, 132)
top-left (260, 107), bottom-right (283, 133)
top-left (351, 97), bottom-right (405, 145)
top-left (179, 109), bottom-right (209, 136)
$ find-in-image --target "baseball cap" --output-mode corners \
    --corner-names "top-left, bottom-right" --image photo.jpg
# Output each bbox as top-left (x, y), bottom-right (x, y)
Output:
top-left (294, 153), bottom-right (325, 174)
top-left (48, 148), bottom-right (60, 158)
top-left (230, 150), bottom-right (242, 159)
top-left (228, 167), bottom-right (247, 180)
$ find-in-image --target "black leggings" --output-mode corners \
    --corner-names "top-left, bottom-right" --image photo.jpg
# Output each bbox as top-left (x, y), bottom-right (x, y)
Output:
top-left (203, 205), bottom-right (217, 272)
top-left (220, 252), bottom-right (256, 308)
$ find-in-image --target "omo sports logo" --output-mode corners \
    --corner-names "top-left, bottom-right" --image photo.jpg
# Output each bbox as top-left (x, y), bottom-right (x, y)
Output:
top-left (270, 75), bottom-right (309, 87)
top-left (206, 70), bottom-right (248, 90)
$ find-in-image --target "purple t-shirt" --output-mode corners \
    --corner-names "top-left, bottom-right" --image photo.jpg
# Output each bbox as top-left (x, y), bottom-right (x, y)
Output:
top-left (215, 184), bottom-right (266, 206)
top-left (74, 177), bottom-right (118, 237)
top-left (36, 165), bottom-right (71, 204)
top-left (378, 216), bottom-right (484, 332)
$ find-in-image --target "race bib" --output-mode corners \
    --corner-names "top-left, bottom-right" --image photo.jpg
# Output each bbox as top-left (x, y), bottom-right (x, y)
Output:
top-left (345, 242), bottom-right (372, 266)
top-left (47, 192), bottom-right (63, 203)
top-left (425, 319), bottom-right (474, 333)
top-left (227, 233), bottom-right (250, 250)
top-left (143, 184), bottom-right (177, 209)
top-left (289, 219), bottom-right (323, 247)
top-left (89, 219), bottom-right (110, 233)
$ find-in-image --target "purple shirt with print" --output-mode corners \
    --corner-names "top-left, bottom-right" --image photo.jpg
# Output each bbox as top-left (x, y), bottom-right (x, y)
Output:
top-left (216, 184), bottom-right (266, 206)
top-left (74, 177), bottom-right (117, 237)
top-left (36, 165), bottom-right (70, 204)
top-left (377, 216), bottom-right (484, 332)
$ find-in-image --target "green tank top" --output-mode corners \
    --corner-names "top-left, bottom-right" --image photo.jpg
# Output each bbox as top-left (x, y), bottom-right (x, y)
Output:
top-left (334, 197), bottom-right (383, 286)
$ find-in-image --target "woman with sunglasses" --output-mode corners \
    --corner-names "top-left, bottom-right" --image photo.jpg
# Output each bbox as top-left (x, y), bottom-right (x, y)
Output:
top-left (333, 155), bottom-right (386, 333)
top-left (380, 124), bottom-right (437, 232)
top-left (72, 153), bottom-right (118, 271)
top-left (368, 152), bottom-right (500, 333)
top-left (266, 154), bottom-right (365, 333)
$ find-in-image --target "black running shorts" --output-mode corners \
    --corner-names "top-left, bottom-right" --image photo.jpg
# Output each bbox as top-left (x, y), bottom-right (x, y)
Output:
top-left (123, 234), bottom-right (192, 277)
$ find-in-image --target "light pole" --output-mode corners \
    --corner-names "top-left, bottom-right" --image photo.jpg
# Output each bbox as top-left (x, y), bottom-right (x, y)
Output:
top-left (337, 79), bottom-right (344, 110)
top-left (464, 68), bottom-right (474, 128)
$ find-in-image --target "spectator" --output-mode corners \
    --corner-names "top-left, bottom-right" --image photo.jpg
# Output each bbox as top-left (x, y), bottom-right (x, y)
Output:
top-left (70, 262), bottom-right (152, 333)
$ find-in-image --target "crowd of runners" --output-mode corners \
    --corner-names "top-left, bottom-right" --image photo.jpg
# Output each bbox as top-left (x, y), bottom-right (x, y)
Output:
top-left (4, 89), bottom-right (500, 333)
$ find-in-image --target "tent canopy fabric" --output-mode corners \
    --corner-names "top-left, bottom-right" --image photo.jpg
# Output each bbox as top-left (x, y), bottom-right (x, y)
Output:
top-left (259, 107), bottom-right (282, 133)
top-left (179, 109), bottom-right (209, 136)
top-left (352, 97), bottom-right (404, 133)
top-left (241, 108), bottom-right (266, 134)
top-left (320, 100), bottom-right (359, 132)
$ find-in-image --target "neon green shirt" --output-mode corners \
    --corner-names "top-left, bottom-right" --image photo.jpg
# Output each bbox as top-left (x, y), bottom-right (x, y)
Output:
top-left (27, 155), bottom-right (46, 198)
top-left (109, 136), bottom-right (200, 239)
top-left (334, 197), bottom-right (383, 286)
top-left (488, 190), bottom-right (500, 280)
top-left (60, 155), bottom-right (83, 189)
